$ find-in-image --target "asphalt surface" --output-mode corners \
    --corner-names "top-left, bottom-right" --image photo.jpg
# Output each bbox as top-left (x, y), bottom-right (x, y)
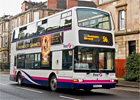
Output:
top-left (0, 73), bottom-right (140, 100)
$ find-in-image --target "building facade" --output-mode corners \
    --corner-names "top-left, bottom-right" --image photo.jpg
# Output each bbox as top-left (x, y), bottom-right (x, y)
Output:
top-left (92, 0), bottom-right (140, 77)
top-left (0, 15), bottom-right (12, 69)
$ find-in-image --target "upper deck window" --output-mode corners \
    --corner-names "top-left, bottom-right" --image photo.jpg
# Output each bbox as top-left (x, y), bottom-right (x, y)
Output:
top-left (60, 11), bottom-right (72, 29)
top-left (47, 15), bottom-right (61, 32)
top-left (37, 19), bottom-right (48, 34)
top-left (77, 8), bottom-right (111, 30)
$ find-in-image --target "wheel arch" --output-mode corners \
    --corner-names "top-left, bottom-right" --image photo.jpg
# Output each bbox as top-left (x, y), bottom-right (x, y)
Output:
top-left (16, 71), bottom-right (22, 82)
top-left (48, 72), bottom-right (57, 87)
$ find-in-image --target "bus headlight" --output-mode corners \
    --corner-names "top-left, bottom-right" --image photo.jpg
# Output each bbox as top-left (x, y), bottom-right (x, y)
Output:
top-left (111, 79), bottom-right (115, 82)
top-left (73, 79), bottom-right (84, 82)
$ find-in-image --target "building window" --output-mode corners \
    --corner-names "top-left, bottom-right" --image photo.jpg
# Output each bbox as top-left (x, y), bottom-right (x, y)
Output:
top-left (15, 19), bottom-right (17, 28)
top-left (18, 17), bottom-right (20, 27)
top-left (129, 41), bottom-right (136, 55)
top-left (0, 24), bottom-right (1, 32)
top-left (11, 20), bottom-right (14, 30)
top-left (119, 10), bottom-right (125, 30)
top-left (5, 36), bottom-right (8, 47)
top-left (2, 37), bottom-right (4, 47)
top-left (2, 54), bottom-right (4, 62)
top-left (5, 22), bottom-right (8, 32)
top-left (4, 53), bottom-right (7, 62)
top-left (99, 0), bottom-right (113, 5)
top-left (34, 12), bottom-right (39, 21)
top-left (115, 43), bottom-right (118, 59)
top-left (27, 14), bottom-right (29, 24)
top-left (3, 23), bottom-right (5, 32)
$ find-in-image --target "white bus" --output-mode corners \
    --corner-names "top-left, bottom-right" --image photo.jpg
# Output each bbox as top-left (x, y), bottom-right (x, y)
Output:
top-left (10, 7), bottom-right (117, 91)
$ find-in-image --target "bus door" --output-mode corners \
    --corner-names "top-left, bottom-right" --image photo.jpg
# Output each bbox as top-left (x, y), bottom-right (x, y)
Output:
top-left (52, 50), bottom-right (73, 78)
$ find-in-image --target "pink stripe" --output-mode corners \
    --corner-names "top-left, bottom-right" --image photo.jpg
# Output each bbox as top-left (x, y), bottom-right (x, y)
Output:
top-left (84, 80), bottom-right (111, 82)
top-left (57, 79), bottom-right (73, 83)
top-left (31, 76), bottom-right (48, 80)
top-left (10, 74), bottom-right (16, 77)
top-left (22, 75), bottom-right (25, 78)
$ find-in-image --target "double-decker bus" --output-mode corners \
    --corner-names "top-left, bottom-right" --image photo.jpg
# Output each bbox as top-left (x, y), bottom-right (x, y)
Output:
top-left (10, 7), bottom-right (117, 91)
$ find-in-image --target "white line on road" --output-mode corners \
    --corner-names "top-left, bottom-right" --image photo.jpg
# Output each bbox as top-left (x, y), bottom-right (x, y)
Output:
top-left (0, 83), bottom-right (7, 85)
top-left (16, 87), bottom-right (43, 93)
top-left (60, 95), bottom-right (81, 100)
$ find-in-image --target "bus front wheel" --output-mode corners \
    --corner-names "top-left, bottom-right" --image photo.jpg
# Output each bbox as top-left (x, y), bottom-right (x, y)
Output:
top-left (49, 75), bottom-right (57, 91)
top-left (17, 72), bottom-right (22, 85)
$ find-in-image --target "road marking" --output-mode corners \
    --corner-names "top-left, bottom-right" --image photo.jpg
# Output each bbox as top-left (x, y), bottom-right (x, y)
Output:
top-left (16, 87), bottom-right (43, 93)
top-left (0, 83), bottom-right (7, 85)
top-left (60, 95), bottom-right (81, 100)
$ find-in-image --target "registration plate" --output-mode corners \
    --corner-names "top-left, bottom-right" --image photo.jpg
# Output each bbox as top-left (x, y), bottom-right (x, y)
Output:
top-left (93, 85), bottom-right (102, 88)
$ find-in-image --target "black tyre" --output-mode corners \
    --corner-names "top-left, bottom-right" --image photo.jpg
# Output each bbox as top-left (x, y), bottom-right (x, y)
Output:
top-left (49, 75), bottom-right (57, 91)
top-left (17, 73), bottom-right (22, 85)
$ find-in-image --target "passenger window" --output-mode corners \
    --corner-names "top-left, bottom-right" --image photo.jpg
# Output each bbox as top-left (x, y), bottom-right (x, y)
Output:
top-left (47, 15), bottom-right (61, 32)
top-left (34, 54), bottom-right (41, 68)
top-left (13, 29), bottom-right (19, 40)
top-left (60, 16), bottom-right (72, 29)
top-left (62, 50), bottom-right (73, 70)
top-left (14, 56), bottom-right (17, 66)
top-left (60, 11), bottom-right (72, 29)
top-left (26, 23), bottom-right (37, 37)
top-left (37, 19), bottom-right (48, 34)
top-left (17, 55), bottom-right (25, 68)
top-left (19, 26), bottom-right (27, 39)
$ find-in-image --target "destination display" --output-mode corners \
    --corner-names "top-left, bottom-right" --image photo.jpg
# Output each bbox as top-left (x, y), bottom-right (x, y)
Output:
top-left (79, 30), bottom-right (113, 46)
top-left (16, 37), bottom-right (41, 50)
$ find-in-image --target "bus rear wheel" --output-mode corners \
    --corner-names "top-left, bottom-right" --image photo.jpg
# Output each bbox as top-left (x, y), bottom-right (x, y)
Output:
top-left (49, 75), bottom-right (57, 91)
top-left (17, 73), bottom-right (22, 85)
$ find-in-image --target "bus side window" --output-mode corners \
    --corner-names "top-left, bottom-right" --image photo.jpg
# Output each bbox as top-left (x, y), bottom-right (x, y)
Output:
top-left (62, 50), bottom-right (73, 70)
top-left (37, 19), bottom-right (48, 34)
top-left (34, 53), bottom-right (41, 68)
top-left (47, 15), bottom-right (61, 32)
top-left (60, 11), bottom-right (72, 29)
top-left (17, 55), bottom-right (25, 68)
top-left (14, 56), bottom-right (17, 66)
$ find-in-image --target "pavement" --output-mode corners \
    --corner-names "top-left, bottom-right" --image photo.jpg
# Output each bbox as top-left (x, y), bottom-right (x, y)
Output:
top-left (0, 71), bottom-right (140, 88)
top-left (116, 79), bottom-right (140, 88)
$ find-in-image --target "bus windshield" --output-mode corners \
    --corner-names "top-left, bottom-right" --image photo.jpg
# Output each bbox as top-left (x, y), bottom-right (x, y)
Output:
top-left (77, 8), bottom-right (111, 30)
top-left (74, 47), bottom-right (115, 72)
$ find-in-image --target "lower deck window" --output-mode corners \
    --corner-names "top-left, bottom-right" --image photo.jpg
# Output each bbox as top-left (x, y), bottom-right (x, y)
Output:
top-left (17, 53), bottom-right (41, 69)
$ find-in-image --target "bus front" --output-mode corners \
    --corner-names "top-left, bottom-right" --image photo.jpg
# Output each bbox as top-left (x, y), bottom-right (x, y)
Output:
top-left (72, 7), bottom-right (117, 90)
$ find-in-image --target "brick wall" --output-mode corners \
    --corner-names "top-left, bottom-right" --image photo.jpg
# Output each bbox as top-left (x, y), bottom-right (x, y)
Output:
top-left (47, 0), bottom-right (57, 9)
top-left (67, 0), bottom-right (78, 9)
top-left (21, 1), bottom-right (28, 12)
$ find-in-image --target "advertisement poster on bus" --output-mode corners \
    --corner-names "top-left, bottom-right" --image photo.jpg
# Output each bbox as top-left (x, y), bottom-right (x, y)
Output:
top-left (41, 32), bottom-right (63, 67)
top-left (16, 37), bottom-right (41, 50)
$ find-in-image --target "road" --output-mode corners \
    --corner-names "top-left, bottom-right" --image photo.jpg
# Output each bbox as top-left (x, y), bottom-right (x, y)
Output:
top-left (0, 73), bottom-right (140, 100)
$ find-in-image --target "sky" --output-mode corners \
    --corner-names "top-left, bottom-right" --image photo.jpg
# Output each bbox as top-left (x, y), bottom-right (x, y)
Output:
top-left (0, 0), bottom-right (47, 17)
top-left (0, 0), bottom-right (91, 17)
